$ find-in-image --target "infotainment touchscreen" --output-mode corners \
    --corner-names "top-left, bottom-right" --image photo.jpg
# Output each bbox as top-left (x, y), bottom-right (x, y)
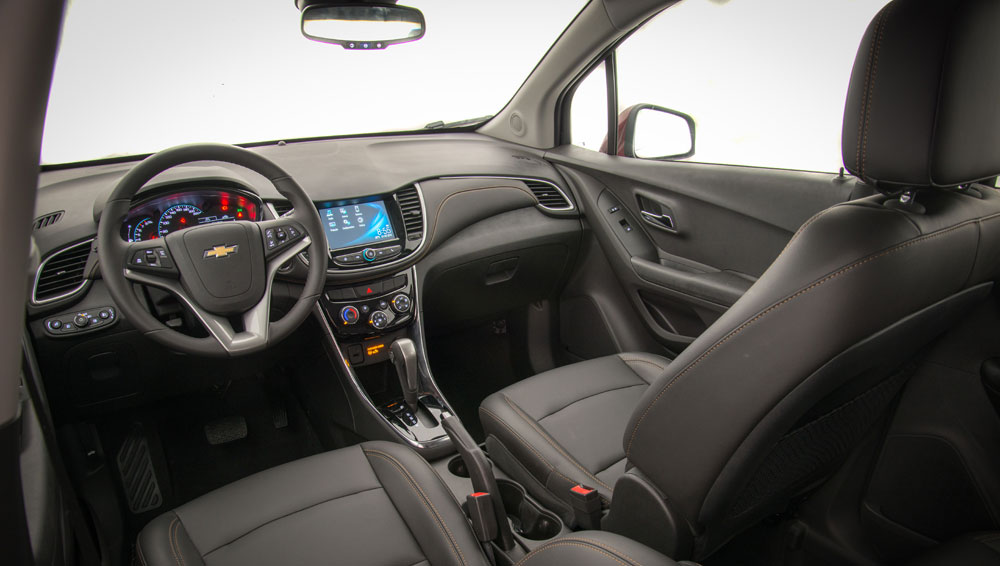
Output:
top-left (318, 201), bottom-right (397, 251)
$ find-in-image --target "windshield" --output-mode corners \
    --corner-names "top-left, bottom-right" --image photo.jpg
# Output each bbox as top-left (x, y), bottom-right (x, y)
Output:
top-left (41, 0), bottom-right (587, 165)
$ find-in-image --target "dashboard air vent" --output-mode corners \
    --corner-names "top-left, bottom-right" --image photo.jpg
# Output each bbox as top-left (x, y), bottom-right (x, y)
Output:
top-left (34, 239), bottom-right (93, 303)
top-left (270, 201), bottom-right (294, 217)
top-left (33, 210), bottom-right (64, 230)
top-left (524, 180), bottom-right (573, 211)
top-left (395, 186), bottom-right (424, 240)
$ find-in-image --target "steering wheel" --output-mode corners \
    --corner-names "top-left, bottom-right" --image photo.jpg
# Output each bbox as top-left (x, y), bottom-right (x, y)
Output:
top-left (97, 143), bottom-right (327, 357)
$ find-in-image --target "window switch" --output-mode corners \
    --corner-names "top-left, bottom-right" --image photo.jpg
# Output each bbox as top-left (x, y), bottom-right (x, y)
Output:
top-left (619, 218), bottom-right (633, 232)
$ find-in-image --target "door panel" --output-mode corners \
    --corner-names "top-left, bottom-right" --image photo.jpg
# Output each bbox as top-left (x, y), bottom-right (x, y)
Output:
top-left (549, 145), bottom-right (868, 351)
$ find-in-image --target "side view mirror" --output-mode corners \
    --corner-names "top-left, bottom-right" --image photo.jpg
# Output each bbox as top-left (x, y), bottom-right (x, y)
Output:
top-left (623, 104), bottom-right (696, 160)
top-left (299, 2), bottom-right (425, 50)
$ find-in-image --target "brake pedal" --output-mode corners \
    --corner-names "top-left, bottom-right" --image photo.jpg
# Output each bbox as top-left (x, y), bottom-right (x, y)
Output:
top-left (204, 416), bottom-right (248, 445)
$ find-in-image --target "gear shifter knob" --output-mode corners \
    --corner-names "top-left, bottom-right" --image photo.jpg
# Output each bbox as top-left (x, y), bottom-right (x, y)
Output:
top-left (390, 338), bottom-right (419, 413)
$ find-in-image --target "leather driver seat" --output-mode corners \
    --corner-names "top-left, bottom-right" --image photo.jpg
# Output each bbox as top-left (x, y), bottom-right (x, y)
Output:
top-left (481, 0), bottom-right (1000, 559)
top-left (136, 440), bottom-right (683, 566)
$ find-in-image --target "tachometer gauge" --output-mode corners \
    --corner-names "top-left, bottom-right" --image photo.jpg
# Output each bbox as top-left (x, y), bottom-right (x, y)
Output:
top-left (130, 217), bottom-right (157, 242)
top-left (158, 204), bottom-right (203, 237)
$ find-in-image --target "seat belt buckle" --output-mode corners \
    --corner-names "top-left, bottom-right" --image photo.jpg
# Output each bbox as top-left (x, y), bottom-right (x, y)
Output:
top-left (569, 484), bottom-right (602, 530)
top-left (466, 492), bottom-right (499, 542)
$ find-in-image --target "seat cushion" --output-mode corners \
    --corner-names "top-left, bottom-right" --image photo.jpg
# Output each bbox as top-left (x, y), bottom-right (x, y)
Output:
top-left (136, 441), bottom-right (489, 566)
top-left (522, 532), bottom-right (685, 566)
top-left (909, 533), bottom-right (1000, 566)
top-left (479, 353), bottom-right (669, 520)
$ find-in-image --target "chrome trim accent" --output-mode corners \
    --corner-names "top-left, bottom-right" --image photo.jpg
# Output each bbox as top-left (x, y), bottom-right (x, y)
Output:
top-left (298, 182), bottom-right (429, 276)
top-left (124, 237), bottom-right (311, 354)
top-left (312, 266), bottom-right (453, 451)
top-left (31, 238), bottom-right (95, 306)
top-left (437, 175), bottom-right (575, 211)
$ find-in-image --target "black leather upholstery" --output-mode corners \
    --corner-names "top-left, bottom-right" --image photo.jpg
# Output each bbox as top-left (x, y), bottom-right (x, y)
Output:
top-left (519, 532), bottom-right (686, 566)
top-left (137, 441), bottom-right (489, 566)
top-left (481, 0), bottom-right (1000, 559)
top-left (136, 441), bottom-right (682, 566)
top-left (909, 532), bottom-right (1000, 566)
top-left (841, 0), bottom-right (1000, 188)
top-left (479, 353), bottom-right (669, 520)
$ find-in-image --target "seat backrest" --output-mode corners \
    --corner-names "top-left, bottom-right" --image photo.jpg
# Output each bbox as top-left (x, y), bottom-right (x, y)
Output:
top-left (621, 0), bottom-right (1000, 558)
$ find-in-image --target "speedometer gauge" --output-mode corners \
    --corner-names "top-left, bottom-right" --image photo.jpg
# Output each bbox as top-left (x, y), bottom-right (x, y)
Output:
top-left (158, 204), bottom-right (203, 237)
top-left (130, 217), bottom-right (157, 242)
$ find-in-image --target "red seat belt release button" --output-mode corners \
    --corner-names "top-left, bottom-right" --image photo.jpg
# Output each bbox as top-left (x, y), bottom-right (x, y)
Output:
top-left (569, 484), bottom-right (602, 530)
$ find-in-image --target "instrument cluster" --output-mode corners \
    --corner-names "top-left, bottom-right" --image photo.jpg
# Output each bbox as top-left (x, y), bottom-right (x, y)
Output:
top-left (120, 188), bottom-right (262, 242)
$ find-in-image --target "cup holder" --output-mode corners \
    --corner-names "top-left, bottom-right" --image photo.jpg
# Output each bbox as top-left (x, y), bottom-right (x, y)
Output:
top-left (447, 455), bottom-right (470, 478)
top-left (497, 480), bottom-right (561, 540)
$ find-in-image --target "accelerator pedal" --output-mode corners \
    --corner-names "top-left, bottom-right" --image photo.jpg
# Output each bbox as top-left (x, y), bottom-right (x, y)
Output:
top-left (204, 416), bottom-right (248, 445)
top-left (116, 425), bottom-right (163, 514)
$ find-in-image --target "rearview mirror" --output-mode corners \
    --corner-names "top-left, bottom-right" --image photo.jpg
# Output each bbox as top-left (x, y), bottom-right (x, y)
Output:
top-left (301, 3), bottom-right (425, 49)
top-left (623, 104), bottom-right (696, 160)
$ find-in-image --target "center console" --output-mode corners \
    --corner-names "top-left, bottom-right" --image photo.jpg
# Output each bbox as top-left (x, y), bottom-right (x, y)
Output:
top-left (299, 185), bottom-right (454, 456)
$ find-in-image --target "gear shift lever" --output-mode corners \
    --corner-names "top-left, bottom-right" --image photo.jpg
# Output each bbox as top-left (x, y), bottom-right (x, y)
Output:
top-left (390, 338), bottom-right (419, 413)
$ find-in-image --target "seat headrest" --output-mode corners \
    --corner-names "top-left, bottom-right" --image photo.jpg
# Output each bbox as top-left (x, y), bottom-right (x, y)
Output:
top-left (842, 0), bottom-right (1000, 189)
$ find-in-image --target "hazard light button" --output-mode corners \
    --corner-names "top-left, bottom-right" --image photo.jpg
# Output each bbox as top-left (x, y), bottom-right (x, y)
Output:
top-left (354, 281), bottom-right (383, 297)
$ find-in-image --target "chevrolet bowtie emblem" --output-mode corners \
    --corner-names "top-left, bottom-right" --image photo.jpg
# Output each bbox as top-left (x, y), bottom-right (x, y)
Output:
top-left (204, 244), bottom-right (238, 259)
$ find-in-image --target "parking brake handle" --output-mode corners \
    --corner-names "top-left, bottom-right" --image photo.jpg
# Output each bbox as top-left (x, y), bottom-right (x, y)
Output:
top-left (442, 414), bottom-right (516, 552)
top-left (390, 338), bottom-right (419, 413)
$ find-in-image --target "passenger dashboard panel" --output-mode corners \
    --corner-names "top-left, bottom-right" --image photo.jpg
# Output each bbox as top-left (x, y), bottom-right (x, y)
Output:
top-left (120, 187), bottom-right (262, 242)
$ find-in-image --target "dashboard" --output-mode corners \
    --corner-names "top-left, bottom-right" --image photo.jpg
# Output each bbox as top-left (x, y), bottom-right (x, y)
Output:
top-left (119, 187), bottom-right (262, 242)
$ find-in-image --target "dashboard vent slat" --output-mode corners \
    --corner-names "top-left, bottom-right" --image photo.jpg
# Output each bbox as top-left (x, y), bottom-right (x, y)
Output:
top-left (523, 180), bottom-right (573, 211)
top-left (34, 240), bottom-right (92, 303)
top-left (33, 211), bottom-right (64, 230)
top-left (395, 186), bottom-right (424, 240)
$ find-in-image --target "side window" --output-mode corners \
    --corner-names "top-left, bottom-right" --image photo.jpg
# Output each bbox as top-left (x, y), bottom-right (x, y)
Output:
top-left (569, 61), bottom-right (608, 152)
top-left (576, 0), bottom-right (889, 173)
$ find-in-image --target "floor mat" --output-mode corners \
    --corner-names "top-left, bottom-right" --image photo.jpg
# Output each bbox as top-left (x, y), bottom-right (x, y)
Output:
top-left (426, 319), bottom-right (529, 442)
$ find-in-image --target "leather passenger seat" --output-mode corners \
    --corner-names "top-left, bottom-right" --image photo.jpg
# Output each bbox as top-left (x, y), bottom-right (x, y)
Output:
top-left (481, 0), bottom-right (1000, 559)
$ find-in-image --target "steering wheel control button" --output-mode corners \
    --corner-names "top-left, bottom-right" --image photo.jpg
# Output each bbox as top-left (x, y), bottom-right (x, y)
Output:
top-left (44, 306), bottom-right (119, 337)
top-left (369, 311), bottom-right (389, 329)
top-left (129, 246), bottom-right (176, 274)
top-left (340, 306), bottom-right (360, 325)
top-left (391, 294), bottom-right (411, 313)
top-left (362, 248), bottom-right (377, 262)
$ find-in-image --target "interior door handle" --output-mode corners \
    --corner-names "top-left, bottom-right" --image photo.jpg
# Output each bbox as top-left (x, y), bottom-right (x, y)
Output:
top-left (640, 210), bottom-right (678, 233)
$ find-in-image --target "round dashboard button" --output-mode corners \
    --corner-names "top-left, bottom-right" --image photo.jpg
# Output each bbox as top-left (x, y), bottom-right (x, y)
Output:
top-left (340, 306), bottom-right (360, 325)
top-left (369, 311), bottom-right (389, 329)
top-left (362, 248), bottom-right (377, 262)
top-left (391, 294), bottom-right (411, 313)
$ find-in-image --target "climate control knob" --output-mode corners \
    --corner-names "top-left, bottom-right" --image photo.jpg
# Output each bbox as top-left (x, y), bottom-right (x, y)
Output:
top-left (369, 310), bottom-right (389, 329)
top-left (340, 306), bottom-right (360, 325)
top-left (391, 294), bottom-right (411, 313)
